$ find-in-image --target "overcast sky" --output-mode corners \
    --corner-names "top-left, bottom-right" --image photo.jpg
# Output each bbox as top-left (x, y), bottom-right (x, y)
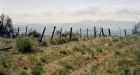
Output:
top-left (0, 0), bottom-right (140, 23)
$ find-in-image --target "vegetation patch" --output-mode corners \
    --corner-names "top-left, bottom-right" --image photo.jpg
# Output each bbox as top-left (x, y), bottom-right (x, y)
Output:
top-left (59, 61), bottom-right (74, 70)
top-left (14, 36), bottom-right (38, 53)
top-left (32, 65), bottom-right (43, 75)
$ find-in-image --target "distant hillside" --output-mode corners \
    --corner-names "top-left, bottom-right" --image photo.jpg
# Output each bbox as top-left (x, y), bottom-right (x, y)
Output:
top-left (13, 20), bottom-right (137, 35)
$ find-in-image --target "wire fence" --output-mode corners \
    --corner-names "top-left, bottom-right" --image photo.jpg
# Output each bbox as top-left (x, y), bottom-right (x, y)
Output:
top-left (14, 25), bottom-right (134, 37)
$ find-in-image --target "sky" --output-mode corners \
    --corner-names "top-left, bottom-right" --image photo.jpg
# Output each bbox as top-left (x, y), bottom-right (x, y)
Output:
top-left (0, 0), bottom-right (140, 24)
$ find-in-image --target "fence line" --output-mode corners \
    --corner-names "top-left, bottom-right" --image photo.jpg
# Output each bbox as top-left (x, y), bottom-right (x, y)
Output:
top-left (14, 25), bottom-right (136, 43)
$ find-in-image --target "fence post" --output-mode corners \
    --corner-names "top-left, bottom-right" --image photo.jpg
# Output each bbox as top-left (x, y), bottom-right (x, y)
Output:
top-left (60, 28), bottom-right (62, 38)
top-left (51, 26), bottom-right (56, 41)
top-left (70, 27), bottom-right (72, 40)
top-left (132, 29), bottom-right (134, 35)
top-left (25, 26), bottom-right (28, 36)
top-left (124, 29), bottom-right (126, 36)
top-left (108, 28), bottom-right (111, 36)
top-left (39, 27), bottom-right (46, 44)
top-left (17, 27), bottom-right (19, 36)
top-left (87, 28), bottom-right (88, 38)
top-left (77, 29), bottom-right (79, 35)
top-left (94, 26), bottom-right (96, 38)
top-left (80, 28), bottom-right (82, 38)
top-left (101, 28), bottom-right (105, 36)
top-left (119, 27), bottom-right (121, 35)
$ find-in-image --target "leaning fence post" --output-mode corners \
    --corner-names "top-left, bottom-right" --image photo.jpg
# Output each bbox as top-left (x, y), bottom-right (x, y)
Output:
top-left (70, 27), bottom-right (72, 40)
top-left (25, 26), bottom-right (28, 36)
top-left (80, 28), bottom-right (82, 38)
top-left (108, 28), bottom-right (111, 36)
top-left (39, 27), bottom-right (46, 44)
top-left (94, 26), bottom-right (96, 38)
top-left (124, 29), bottom-right (126, 36)
top-left (51, 26), bottom-right (56, 41)
top-left (60, 28), bottom-right (62, 38)
top-left (87, 28), bottom-right (88, 38)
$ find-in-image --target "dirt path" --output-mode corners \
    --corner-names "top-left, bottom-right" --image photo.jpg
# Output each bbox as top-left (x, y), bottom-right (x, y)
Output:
top-left (69, 52), bottom-right (112, 75)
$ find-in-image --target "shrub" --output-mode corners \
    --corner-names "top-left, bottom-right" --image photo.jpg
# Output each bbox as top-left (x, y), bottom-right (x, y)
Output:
top-left (28, 30), bottom-right (41, 38)
top-left (71, 36), bottom-right (79, 41)
top-left (32, 65), bottom-right (43, 75)
top-left (40, 41), bottom-right (48, 46)
top-left (15, 36), bottom-right (38, 53)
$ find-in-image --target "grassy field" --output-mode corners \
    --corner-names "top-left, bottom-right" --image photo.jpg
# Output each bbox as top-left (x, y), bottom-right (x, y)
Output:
top-left (0, 35), bottom-right (140, 75)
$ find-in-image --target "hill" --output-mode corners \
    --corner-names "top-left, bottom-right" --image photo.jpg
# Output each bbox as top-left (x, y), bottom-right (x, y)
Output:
top-left (0, 35), bottom-right (140, 75)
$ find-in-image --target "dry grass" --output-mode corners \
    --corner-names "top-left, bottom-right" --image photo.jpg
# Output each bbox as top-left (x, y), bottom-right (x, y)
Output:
top-left (0, 35), bottom-right (139, 75)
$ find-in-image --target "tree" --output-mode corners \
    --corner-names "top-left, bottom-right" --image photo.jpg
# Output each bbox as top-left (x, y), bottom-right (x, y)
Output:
top-left (0, 13), bottom-right (14, 37)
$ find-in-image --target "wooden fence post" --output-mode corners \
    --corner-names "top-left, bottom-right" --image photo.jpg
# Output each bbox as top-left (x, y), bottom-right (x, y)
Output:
top-left (94, 26), bottom-right (96, 38)
top-left (101, 28), bottom-right (105, 36)
top-left (77, 29), bottom-right (79, 35)
top-left (119, 27), bottom-right (121, 35)
top-left (70, 27), bottom-right (72, 40)
top-left (108, 28), bottom-right (111, 36)
top-left (132, 29), bottom-right (135, 35)
top-left (87, 28), bottom-right (88, 38)
top-left (51, 26), bottom-right (56, 41)
top-left (80, 28), bottom-right (82, 38)
top-left (60, 28), bottom-right (62, 38)
top-left (39, 27), bottom-right (46, 44)
top-left (17, 27), bottom-right (19, 36)
top-left (124, 29), bottom-right (126, 36)
top-left (25, 26), bottom-right (28, 36)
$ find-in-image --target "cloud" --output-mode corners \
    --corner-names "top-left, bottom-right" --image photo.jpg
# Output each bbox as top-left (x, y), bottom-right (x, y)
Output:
top-left (70, 7), bottom-right (102, 16)
top-left (6, 6), bottom-right (140, 24)
top-left (115, 8), bottom-right (140, 15)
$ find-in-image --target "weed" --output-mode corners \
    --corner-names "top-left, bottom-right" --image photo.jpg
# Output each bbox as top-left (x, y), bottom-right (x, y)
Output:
top-left (52, 69), bottom-right (68, 75)
top-left (32, 65), bottom-right (43, 75)
top-left (19, 71), bottom-right (28, 75)
top-left (60, 49), bottom-right (71, 55)
top-left (95, 48), bottom-right (102, 53)
top-left (40, 54), bottom-right (47, 63)
top-left (59, 61), bottom-right (73, 70)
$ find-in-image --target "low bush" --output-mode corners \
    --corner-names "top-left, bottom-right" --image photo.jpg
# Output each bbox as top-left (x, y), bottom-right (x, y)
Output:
top-left (15, 36), bottom-right (38, 53)
top-left (28, 30), bottom-right (41, 38)
top-left (40, 41), bottom-right (48, 46)
top-left (71, 36), bottom-right (79, 41)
